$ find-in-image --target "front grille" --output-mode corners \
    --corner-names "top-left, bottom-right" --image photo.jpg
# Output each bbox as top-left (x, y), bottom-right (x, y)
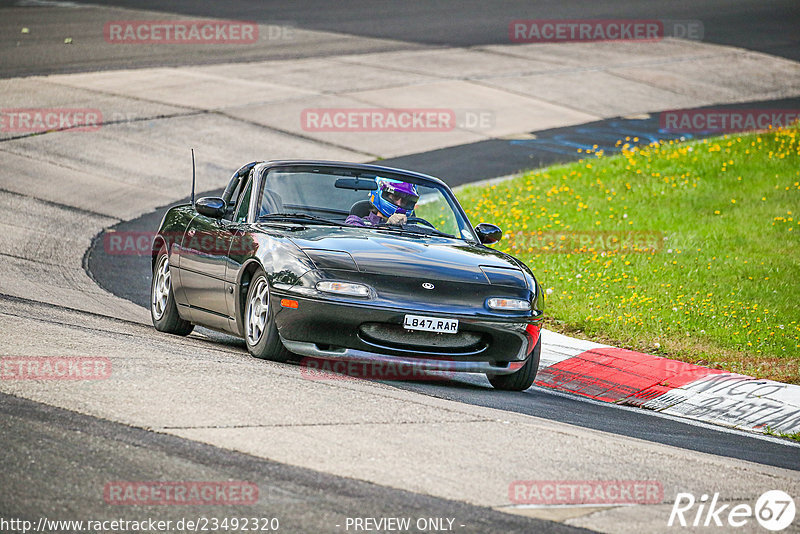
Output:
top-left (358, 322), bottom-right (488, 355)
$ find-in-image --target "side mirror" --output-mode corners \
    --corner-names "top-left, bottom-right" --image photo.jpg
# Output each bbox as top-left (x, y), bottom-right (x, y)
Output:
top-left (196, 197), bottom-right (226, 218)
top-left (475, 223), bottom-right (502, 245)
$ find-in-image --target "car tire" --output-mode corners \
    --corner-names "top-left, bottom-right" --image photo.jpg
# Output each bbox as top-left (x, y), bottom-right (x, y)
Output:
top-left (244, 269), bottom-right (291, 362)
top-left (488, 335), bottom-right (541, 391)
top-left (151, 244), bottom-right (194, 336)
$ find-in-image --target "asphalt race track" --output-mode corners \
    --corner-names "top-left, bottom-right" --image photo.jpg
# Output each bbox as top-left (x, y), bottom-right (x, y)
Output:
top-left (1, 0), bottom-right (798, 77)
top-left (2, 392), bottom-right (586, 534)
top-left (85, 0), bottom-right (800, 60)
top-left (2, 1), bottom-right (800, 533)
top-left (84, 111), bottom-right (800, 473)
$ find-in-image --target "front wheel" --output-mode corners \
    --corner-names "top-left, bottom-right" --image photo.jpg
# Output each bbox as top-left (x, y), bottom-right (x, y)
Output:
top-left (244, 270), bottom-right (291, 362)
top-left (488, 336), bottom-right (541, 391)
top-left (151, 244), bottom-right (194, 336)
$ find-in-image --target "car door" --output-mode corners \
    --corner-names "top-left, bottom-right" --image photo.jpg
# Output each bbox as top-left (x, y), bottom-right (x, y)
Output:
top-left (223, 173), bottom-right (256, 332)
top-left (178, 208), bottom-right (238, 332)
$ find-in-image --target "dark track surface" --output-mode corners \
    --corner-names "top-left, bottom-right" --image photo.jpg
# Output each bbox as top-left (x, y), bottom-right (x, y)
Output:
top-left (1, 0), bottom-right (798, 78)
top-left (106, 0), bottom-right (800, 59)
top-left (0, 392), bottom-right (588, 534)
top-left (388, 377), bottom-right (800, 472)
top-left (86, 108), bottom-right (800, 473)
top-left (378, 97), bottom-right (800, 187)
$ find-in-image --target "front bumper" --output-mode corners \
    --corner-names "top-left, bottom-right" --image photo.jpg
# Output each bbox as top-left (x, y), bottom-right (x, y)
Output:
top-left (281, 340), bottom-right (527, 375)
top-left (271, 292), bottom-right (540, 374)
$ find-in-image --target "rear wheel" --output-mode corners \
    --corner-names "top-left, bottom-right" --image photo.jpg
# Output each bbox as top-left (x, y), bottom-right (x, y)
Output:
top-left (151, 244), bottom-right (194, 336)
top-left (488, 336), bottom-right (541, 391)
top-left (244, 270), bottom-right (291, 362)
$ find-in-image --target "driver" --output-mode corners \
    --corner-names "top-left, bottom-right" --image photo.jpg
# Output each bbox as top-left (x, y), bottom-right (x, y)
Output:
top-left (346, 178), bottom-right (419, 227)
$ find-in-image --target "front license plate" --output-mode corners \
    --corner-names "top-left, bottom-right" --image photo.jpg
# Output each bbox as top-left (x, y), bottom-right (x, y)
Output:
top-left (403, 314), bottom-right (458, 334)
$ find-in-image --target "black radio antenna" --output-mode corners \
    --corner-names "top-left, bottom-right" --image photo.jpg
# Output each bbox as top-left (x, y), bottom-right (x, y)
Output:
top-left (191, 148), bottom-right (196, 207)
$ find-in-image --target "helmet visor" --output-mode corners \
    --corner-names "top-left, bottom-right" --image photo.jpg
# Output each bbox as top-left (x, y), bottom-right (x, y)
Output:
top-left (381, 189), bottom-right (418, 211)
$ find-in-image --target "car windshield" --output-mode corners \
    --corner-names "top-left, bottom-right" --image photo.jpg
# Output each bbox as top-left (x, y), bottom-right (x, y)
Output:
top-left (256, 167), bottom-right (476, 240)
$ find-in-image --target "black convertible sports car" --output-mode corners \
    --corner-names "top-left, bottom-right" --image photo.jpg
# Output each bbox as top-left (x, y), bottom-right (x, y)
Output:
top-left (150, 160), bottom-right (544, 390)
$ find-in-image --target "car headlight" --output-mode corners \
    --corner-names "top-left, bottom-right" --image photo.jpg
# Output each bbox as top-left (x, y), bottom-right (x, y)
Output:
top-left (487, 297), bottom-right (531, 311)
top-left (315, 281), bottom-right (372, 298)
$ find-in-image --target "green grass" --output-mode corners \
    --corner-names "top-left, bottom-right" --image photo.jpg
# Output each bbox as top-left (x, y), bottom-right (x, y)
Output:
top-left (457, 126), bottom-right (800, 383)
top-left (764, 426), bottom-right (800, 443)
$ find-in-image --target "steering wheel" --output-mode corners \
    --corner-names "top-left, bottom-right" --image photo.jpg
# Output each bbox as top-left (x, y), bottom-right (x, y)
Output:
top-left (405, 216), bottom-right (436, 229)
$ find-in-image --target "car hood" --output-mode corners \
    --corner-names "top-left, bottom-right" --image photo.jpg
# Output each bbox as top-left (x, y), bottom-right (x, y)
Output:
top-left (283, 226), bottom-right (527, 287)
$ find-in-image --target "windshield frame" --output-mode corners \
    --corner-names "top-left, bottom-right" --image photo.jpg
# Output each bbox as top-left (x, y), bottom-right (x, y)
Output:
top-left (250, 161), bottom-right (479, 242)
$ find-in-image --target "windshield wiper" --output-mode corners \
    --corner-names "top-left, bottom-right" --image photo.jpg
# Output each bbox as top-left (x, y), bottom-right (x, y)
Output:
top-left (258, 213), bottom-right (343, 226)
top-left (375, 224), bottom-right (455, 239)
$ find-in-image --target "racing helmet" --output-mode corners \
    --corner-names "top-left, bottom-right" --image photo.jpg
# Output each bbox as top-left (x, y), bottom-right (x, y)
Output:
top-left (369, 178), bottom-right (419, 217)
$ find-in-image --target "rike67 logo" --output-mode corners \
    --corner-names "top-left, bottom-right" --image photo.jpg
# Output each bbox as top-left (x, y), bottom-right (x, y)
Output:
top-left (669, 490), bottom-right (795, 531)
